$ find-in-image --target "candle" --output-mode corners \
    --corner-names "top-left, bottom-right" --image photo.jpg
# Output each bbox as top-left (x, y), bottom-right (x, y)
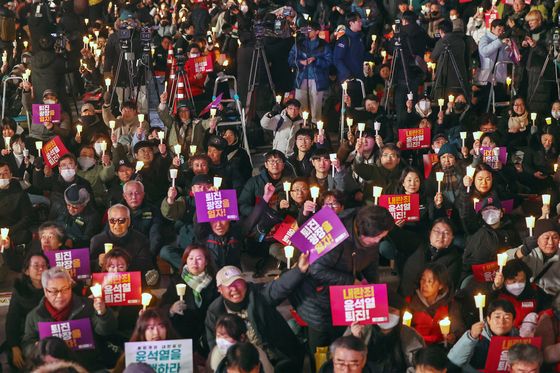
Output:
top-left (402, 311), bottom-right (412, 327)
top-left (374, 121), bottom-right (381, 136)
top-left (210, 107), bottom-right (217, 118)
top-left (310, 185), bottom-right (320, 203)
top-left (1, 227), bottom-right (8, 253)
top-left (135, 161), bottom-right (144, 172)
top-left (283, 181), bottom-right (291, 203)
top-left (546, 117), bottom-right (552, 125)
top-left (173, 144), bottom-right (181, 155)
top-left (346, 117), bottom-right (354, 128)
top-left (169, 168), bottom-right (178, 187)
top-left (365, 8), bottom-right (371, 17)
top-left (357, 122), bottom-right (366, 138)
top-left (341, 82), bottom-right (347, 94)
top-left (104, 243), bottom-right (113, 253)
top-left (141, 293), bottom-right (152, 310)
top-left (460, 131), bottom-right (467, 148)
top-left (85, 18), bottom-right (89, 26)
top-left (466, 166), bottom-right (475, 193)
top-left (3, 137), bottom-right (9, 151)
top-left (302, 111), bottom-right (309, 126)
top-left (190, 145), bottom-right (197, 155)
top-left (381, 50), bottom-right (387, 59)
top-left (473, 198), bottom-right (479, 210)
top-left (35, 141), bottom-right (43, 151)
top-left (99, 141), bottom-right (107, 156)
top-left (372, 34), bottom-right (377, 42)
top-left (284, 245), bottom-right (294, 269)
top-left (407, 92), bottom-right (413, 101)
top-left (137, 114), bottom-right (144, 123)
top-left (317, 121), bottom-right (324, 136)
top-left (90, 283), bottom-right (102, 298)
top-left (497, 252), bottom-right (508, 272)
top-left (330, 153), bottom-right (337, 178)
top-left (82, 35), bottom-right (89, 48)
top-left (176, 283), bottom-right (186, 301)
top-left (158, 131), bottom-right (165, 144)
top-left (275, 95), bottom-right (282, 104)
top-left (373, 186), bottom-right (383, 205)
top-left (555, 163), bottom-right (558, 173)
top-left (526, 216), bottom-right (535, 237)
top-left (448, 94), bottom-right (455, 103)
top-left (531, 112), bottom-right (537, 123)
top-left (473, 131), bottom-right (483, 141)
top-left (543, 194), bottom-right (551, 206)
top-left (474, 293), bottom-right (486, 322)
top-left (439, 317), bottom-right (451, 347)
top-left (94, 29), bottom-right (100, 41)
top-left (436, 171), bottom-right (444, 193)
top-left (438, 98), bottom-right (444, 110)
top-left (213, 176), bottom-right (222, 189)
top-left (105, 78), bottom-right (111, 90)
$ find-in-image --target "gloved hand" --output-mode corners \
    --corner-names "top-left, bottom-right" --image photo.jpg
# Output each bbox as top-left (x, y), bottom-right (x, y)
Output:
top-left (270, 104), bottom-right (283, 116)
top-left (169, 300), bottom-right (187, 316)
top-left (520, 236), bottom-right (538, 256)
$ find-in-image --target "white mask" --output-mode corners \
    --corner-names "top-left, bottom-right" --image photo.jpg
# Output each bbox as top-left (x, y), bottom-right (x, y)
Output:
top-left (481, 208), bottom-right (501, 225)
top-left (419, 100), bottom-right (430, 112)
top-left (434, 147), bottom-right (440, 154)
top-left (216, 338), bottom-right (235, 355)
top-left (78, 156), bottom-right (96, 170)
top-left (44, 99), bottom-right (56, 105)
top-left (552, 111), bottom-right (560, 120)
top-left (378, 313), bottom-right (401, 330)
top-left (60, 168), bottom-right (76, 182)
top-left (450, 14), bottom-right (457, 20)
top-left (0, 178), bottom-right (9, 189)
top-left (11, 143), bottom-right (22, 155)
top-left (240, 4), bottom-right (248, 13)
top-left (505, 282), bottom-right (525, 296)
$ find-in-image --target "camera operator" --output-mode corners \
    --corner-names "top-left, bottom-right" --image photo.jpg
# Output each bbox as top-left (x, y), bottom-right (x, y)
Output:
top-left (227, 0), bottom-right (255, 103)
top-left (103, 10), bottom-right (147, 113)
top-left (521, 10), bottom-right (553, 113)
top-left (386, 11), bottom-right (429, 128)
top-left (430, 20), bottom-right (470, 99)
top-left (152, 35), bottom-right (172, 95)
top-left (504, 0), bottom-right (529, 43)
top-left (265, 7), bottom-right (298, 94)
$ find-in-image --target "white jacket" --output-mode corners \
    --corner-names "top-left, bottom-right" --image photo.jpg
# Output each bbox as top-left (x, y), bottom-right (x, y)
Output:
top-left (260, 110), bottom-right (302, 157)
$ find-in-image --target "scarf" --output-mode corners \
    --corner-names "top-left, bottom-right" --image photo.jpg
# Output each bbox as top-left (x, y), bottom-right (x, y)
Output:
top-left (181, 266), bottom-right (212, 307)
top-left (44, 297), bottom-right (72, 322)
top-left (508, 112), bottom-right (528, 133)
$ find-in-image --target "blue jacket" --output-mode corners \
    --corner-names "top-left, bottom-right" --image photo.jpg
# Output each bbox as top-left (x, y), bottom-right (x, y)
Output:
top-left (333, 29), bottom-right (365, 82)
top-left (288, 37), bottom-right (333, 92)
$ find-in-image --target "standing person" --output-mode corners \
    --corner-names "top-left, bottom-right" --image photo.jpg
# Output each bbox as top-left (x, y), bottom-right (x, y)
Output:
top-left (260, 99), bottom-right (303, 158)
top-left (288, 21), bottom-right (332, 124)
top-left (334, 13), bottom-right (365, 83)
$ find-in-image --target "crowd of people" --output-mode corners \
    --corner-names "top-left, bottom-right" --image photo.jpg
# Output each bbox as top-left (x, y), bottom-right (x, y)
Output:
top-left (0, 0), bottom-right (560, 370)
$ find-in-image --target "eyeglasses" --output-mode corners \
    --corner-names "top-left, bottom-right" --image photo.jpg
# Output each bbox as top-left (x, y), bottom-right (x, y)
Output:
top-left (333, 360), bottom-right (363, 370)
top-left (381, 153), bottom-right (397, 159)
top-left (291, 188), bottom-right (309, 194)
top-left (109, 218), bottom-right (128, 225)
top-left (266, 159), bottom-right (284, 165)
top-left (45, 286), bottom-right (71, 296)
top-left (432, 229), bottom-right (452, 237)
top-left (325, 202), bottom-right (341, 208)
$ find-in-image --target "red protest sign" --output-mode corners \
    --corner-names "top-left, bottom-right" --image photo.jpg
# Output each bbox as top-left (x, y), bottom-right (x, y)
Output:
top-left (91, 271), bottom-right (142, 306)
top-left (398, 128), bottom-right (431, 150)
top-left (472, 261), bottom-right (499, 283)
top-left (485, 8), bottom-right (499, 29)
top-left (41, 136), bottom-right (69, 168)
top-left (378, 194), bottom-right (420, 222)
top-left (186, 55), bottom-right (213, 79)
top-left (329, 284), bottom-right (389, 325)
top-left (272, 215), bottom-right (299, 246)
top-left (423, 153), bottom-right (438, 179)
top-left (485, 336), bottom-right (541, 372)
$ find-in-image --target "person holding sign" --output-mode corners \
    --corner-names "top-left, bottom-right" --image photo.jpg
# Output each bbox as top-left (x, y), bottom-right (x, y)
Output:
top-left (21, 267), bottom-right (117, 371)
top-left (447, 299), bottom-right (518, 371)
top-left (21, 87), bottom-right (72, 142)
top-left (160, 245), bottom-right (219, 356)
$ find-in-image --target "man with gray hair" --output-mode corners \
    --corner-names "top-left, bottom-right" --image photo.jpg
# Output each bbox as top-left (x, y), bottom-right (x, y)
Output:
top-left (507, 343), bottom-right (542, 373)
top-left (318, 335), bottom-right (377, 372)
top-left (89, 204), bottom-right (157, 284)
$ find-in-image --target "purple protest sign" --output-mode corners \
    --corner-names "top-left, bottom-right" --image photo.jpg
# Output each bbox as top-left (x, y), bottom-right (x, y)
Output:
top-left (290, 206), bottom-right (349, 264)
top-left (32, 103), bottom-right (61, 124)
top-left (38, 318), bottom-right (95, 350)
top-left (480, 147), bottom-right (507, 169)
top-left (45, 248), bottom-right (91, 280)
top-left (194, 190), bottom-right (239, 223)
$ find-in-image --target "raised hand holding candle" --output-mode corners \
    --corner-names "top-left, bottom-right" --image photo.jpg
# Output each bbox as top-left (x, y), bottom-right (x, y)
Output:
top-left (357, 122), bottom-right (365, 138)
top-left (284, 245), bottom-right (294, 268)
top-left (169, 168), bottom-right (178, 187)
top-left (448, 94), bottom-right (455, 103)
top-left (438, 98), bottom-right (444, 111)
top-left (330, 153), bottom-right (337, 178)
top-left (135, 161), bottom-right (144, 172)
top-left (373, 186), bottom-right (383, 205)
top-left (176, 283), bottom-right (186, 301)
top-left (90, 284), bottom-right (102, 298)
top-left (99, 141), bottom-right (107, 156)
top-left (310, 186), bottom-right (320, 213)
top-left (526, 216), bottom-right (535, 236)
top-left (76, 124), bottom-right (82, 135)
top-left (283, 181), bottom-right (291, 203)
top-left (436, 172), bottom-right (444, 193)
top-left (0, 227), bottom-right (8, 252)
top-left (439, 317), bottom-right (451, 347)
top-left (137, 114), bottom-right (145, 123)
top-left (214, 177), bottom-right (223, 189)
top-left (474, 293), bottom-right (486, 322)
top-left (497, 252), bottom-right (508, 273)
top-left (105, 78), bottom-right (111, 90)
top-left (104, 243), bottom-right (113, 253)
top-left (402, 311), bottom-right (412, 326)
top-left (141, 293), bottom-right (152, 311)
top-left (173, 144), bottom-right (182, 156)
top-left (473, 131), bottom-right (483, 141)
top-left (346, 117), bottom-right (353, 128)
top-left (158, 131), bottom-right (165, 144)
top-left (460, 131), bottom-right (467, 148)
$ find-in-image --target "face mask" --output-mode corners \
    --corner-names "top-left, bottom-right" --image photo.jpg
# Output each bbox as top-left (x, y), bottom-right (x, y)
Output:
top-left (81, 115), bottom-right (96, 125)
top-left (450, 14), bottom-right (457, 20)
top-left (44, 99), bottom-right (56, 105)
top-left (505, 282), bottom-right (525, 296)
top-left (454, 102), bottom-right (466, 111)
top-left (60, 168), bottom-right (76, 182)
top-left (433, 147), bottom-right (440, 154)
top-left (0, 178), bottom-right (9, 189)
top-left (94, 143), bottom-right (104, 156)
top-left (552, 111), bottom-right (560, 120)
top-left (12, 143), bottom-right (22, 155)
top-left (419, 101), bottom-right (430, 112)
top-left (481, 208), bottom-right (501, 225)
top-left (189, 53), bottom-right (199, 59)
top-left (78, 156), bottom-right (96, 170)
top-left (240, 4), bottom-right (248, 13)
top-left (378, 313), bottom-right (401, 330)
top-left (216, 338), bottom-right (235, 355)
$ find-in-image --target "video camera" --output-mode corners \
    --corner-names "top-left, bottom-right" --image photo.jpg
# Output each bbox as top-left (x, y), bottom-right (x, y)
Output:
top-left (252, 6), bottom-right (294, 40)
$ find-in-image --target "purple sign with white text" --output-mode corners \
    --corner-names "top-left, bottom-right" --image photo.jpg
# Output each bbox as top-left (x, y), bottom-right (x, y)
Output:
top-left (194, 190), bottom-right (239, 223)
top-left (32, 103), bottom-right (61, 124)
top-left (38, 318), bottom-right (95, 350)
top-left (45, 248), bottom-right (91, 280)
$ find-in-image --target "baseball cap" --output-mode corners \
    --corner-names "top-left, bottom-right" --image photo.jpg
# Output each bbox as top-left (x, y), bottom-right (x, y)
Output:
top-left (216, 266), bottom-right (245, 287)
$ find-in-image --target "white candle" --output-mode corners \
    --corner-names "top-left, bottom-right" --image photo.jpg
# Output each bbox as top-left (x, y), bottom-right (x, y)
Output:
top-left (546, 117), bottom-right (552, 125)
top-left (35, 141), bottom-right (43, 152)
top-left (374, 121), bottom-right (381, 136)
top-left (436, 172), bottom-right (444, 193)
top-left (275, 95), bottom-right (282, 104)
top-left (310, 185), bottom-right (320, 203)
top-left (105, 78), bottom-right (111, 90)
top-left (141, 293), bottom-right (152, 310)
top-left (137, 114), bottom-right (145, 123)
top-left (283, 181), bottom-right (291, 203)
top-left (357, 122), bottom-right (366, 138)
top-left (1, 227), bottom-right (9, 252)
top-left (460, 131), bottom-right (467, 148)
top-left (543, 194), bottom-right (551, 206)
top-left (448, 95), bottom-right (455, 103)
top-left (99, 141), bottom-right (107, 156)
top-left (526, 216), bottom-right (535, 237)
top-left (173, 144), bottom-right (182, 155)
top-left (109, 120), bottom-right (115, 136)
top-left (213, 177), bottom-right (222, 189)
top-left (555, 163), bottom-right (558, 173)
top-left (341, 82), bottom-right (348, 94)
top-left (373, 186), bottom-right (383, 205)
top-left (76, 124), bottom-right (82, 135)
top-left (497, 252), bottom-right (508, 272)
top-left (531, 112), bottom-right (537, 126)
top-left (176, 283), bottom-right (186, 301)
top-left (473, 131), bottom-right (483, 141)
top-left (135, 161), bottom-right (144, 172)
top-left (474, 293), bottom-right (486, 322)
top-left (407, 92), bottom-right (413, 101)
top-left (302, 111), bottom-right (309, 126)
top-left (170, 169), bottom-right (178, 187)
top-left (284, 245), bottom-right (294, 269)
top-left (158, 131), bottom-right (165, 144)
top-left (402, 311), bottom-right (412, 327)
top-left (210, 107), bottom-right (217, 118)
top-left (90, 284), bottom-right (102, 298)
top-left (330, 153), bottom-right (337, 178)
top-left (4, 137), bottom-right (10, 151)
top-left (438, 98), bottom-right (444, 110)
top-left (317, 121), bottom-right (324, 136)
top-left (104, 243), bottom-right (113, 254)
top-left (190, 145), bottom-right (197, 155)
top-left (439, 317), bottom-right (451, 347)
top-left (346, 117), bottom-right (353, 128)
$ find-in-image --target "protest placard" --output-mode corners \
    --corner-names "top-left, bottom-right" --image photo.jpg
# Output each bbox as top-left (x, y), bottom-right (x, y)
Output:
top-left (480, 147), bottom-right (508, 169)
top-left (41, 136), bottom-right (69, 168)
top-left (472, 261), bottom-right (499, 283)
top-left (329, 284), bottom-right (389, 325)
top-left (38, 318), bottom-right (95, 350)
top-left (423, 153), bottom-right (438, 179)
top-left (378, 194), bottom-right (420, 222)
top-left (398, 128), bottom-right (431, 150)
top-left (273, 215), bottom-right (299, 246)
top-left (485, 336), bottom-right (541, 372)
top-left (32, 103), bottom-right (61, 124)
top-left (194, 190), bottom-right (239, 223)
top-left (45, 248), bottom-right (90, 280)
top-left (91, 271), bottom-right (142, 306)
top-left (125, 339), bottom-right (193, 373)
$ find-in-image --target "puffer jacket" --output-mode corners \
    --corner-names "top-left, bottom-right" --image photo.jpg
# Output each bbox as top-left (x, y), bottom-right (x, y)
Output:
top-left (260, 111), bottom-right (303, 157)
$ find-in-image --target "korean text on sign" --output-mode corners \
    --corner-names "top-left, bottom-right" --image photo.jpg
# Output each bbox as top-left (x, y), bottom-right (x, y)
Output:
top-left (45, 248), bottom-right (90, 280)
top-left (398, 128), bottom-right (431, 150)
top-left (330, 284), bottom-right (389, 326)
top-left (125, 339), bottom-right (193, 373)
top-left (485, 337), bottom-right (541, 372)
top-left (378, 194), bottom-right (420, 222)
top-left (194, 190), bottom-right (239, 223)
top-left (92, 271), bottom-right (142, 306)
top-left (38, 318), bottom-right (95, 350)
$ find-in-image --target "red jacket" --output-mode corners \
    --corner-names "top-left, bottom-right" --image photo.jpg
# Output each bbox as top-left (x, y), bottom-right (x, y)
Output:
top-left (497, 291), bottom-right (537, 328)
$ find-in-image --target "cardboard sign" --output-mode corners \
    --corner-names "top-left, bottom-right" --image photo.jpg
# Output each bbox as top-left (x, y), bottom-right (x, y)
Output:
top-left (194, 190), bottom-right (239, 223)
top-left (290, 206), bottom-right (349, 264)
top-left (38, 318), bottom-right (95, 350)
top-left (125, 339), bottom-right (193, 372)
top-left (485, 336), bottom-right (541, 372)
top-left (484, 8), bottom-right (499, 29)
top-left (378, 194), bottom-right (420, 222)
top-left (481, 147), bottom-right (508, 169)
top-left (41, 136), bottom-right (69, 168)
top-left (198, 93), bottom-right (223, 117)
top-left (91, 271), bottom-right (142, 306)
top-left (32, 103), bottom-right (61, 124)
top-left (423, 153), bottom-right (439, 179)
top-left (398, 128), bottom-right (431, 150)
top-left (273, 215), bottom-right (299, 246)
top-left (472, 261), bottom-right (499, 283)
top-left (329, 284), bottom-right (389, 325)
top-left (45, 248), bottom-right (91, 280)
top-left (474, 199), bottom-right (514, 213)
top-left (186, 55), bottom-right (213, 77)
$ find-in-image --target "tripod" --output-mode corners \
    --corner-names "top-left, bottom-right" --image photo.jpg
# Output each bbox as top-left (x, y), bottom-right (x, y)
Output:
top-left (167, 62), bottom-right (196, 114)
top-left (382, 39), bottom-right (410, 113)
top-left (529, 44), bottom-right (560, 106)
top-left (245, 38), bottom-right (276, 119)
top-left (431, 44), bottom-right (470, 103)
top-left (109, 37), bottom-right (138, 107)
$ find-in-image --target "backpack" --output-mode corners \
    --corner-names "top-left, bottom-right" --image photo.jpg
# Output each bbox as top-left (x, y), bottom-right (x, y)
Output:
top-left (0, 15), bottom-right (15, 42)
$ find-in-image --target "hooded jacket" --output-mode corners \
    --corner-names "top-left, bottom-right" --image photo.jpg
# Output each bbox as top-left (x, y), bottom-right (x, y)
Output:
top-left (260, 110), bottom-right (303, 157)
